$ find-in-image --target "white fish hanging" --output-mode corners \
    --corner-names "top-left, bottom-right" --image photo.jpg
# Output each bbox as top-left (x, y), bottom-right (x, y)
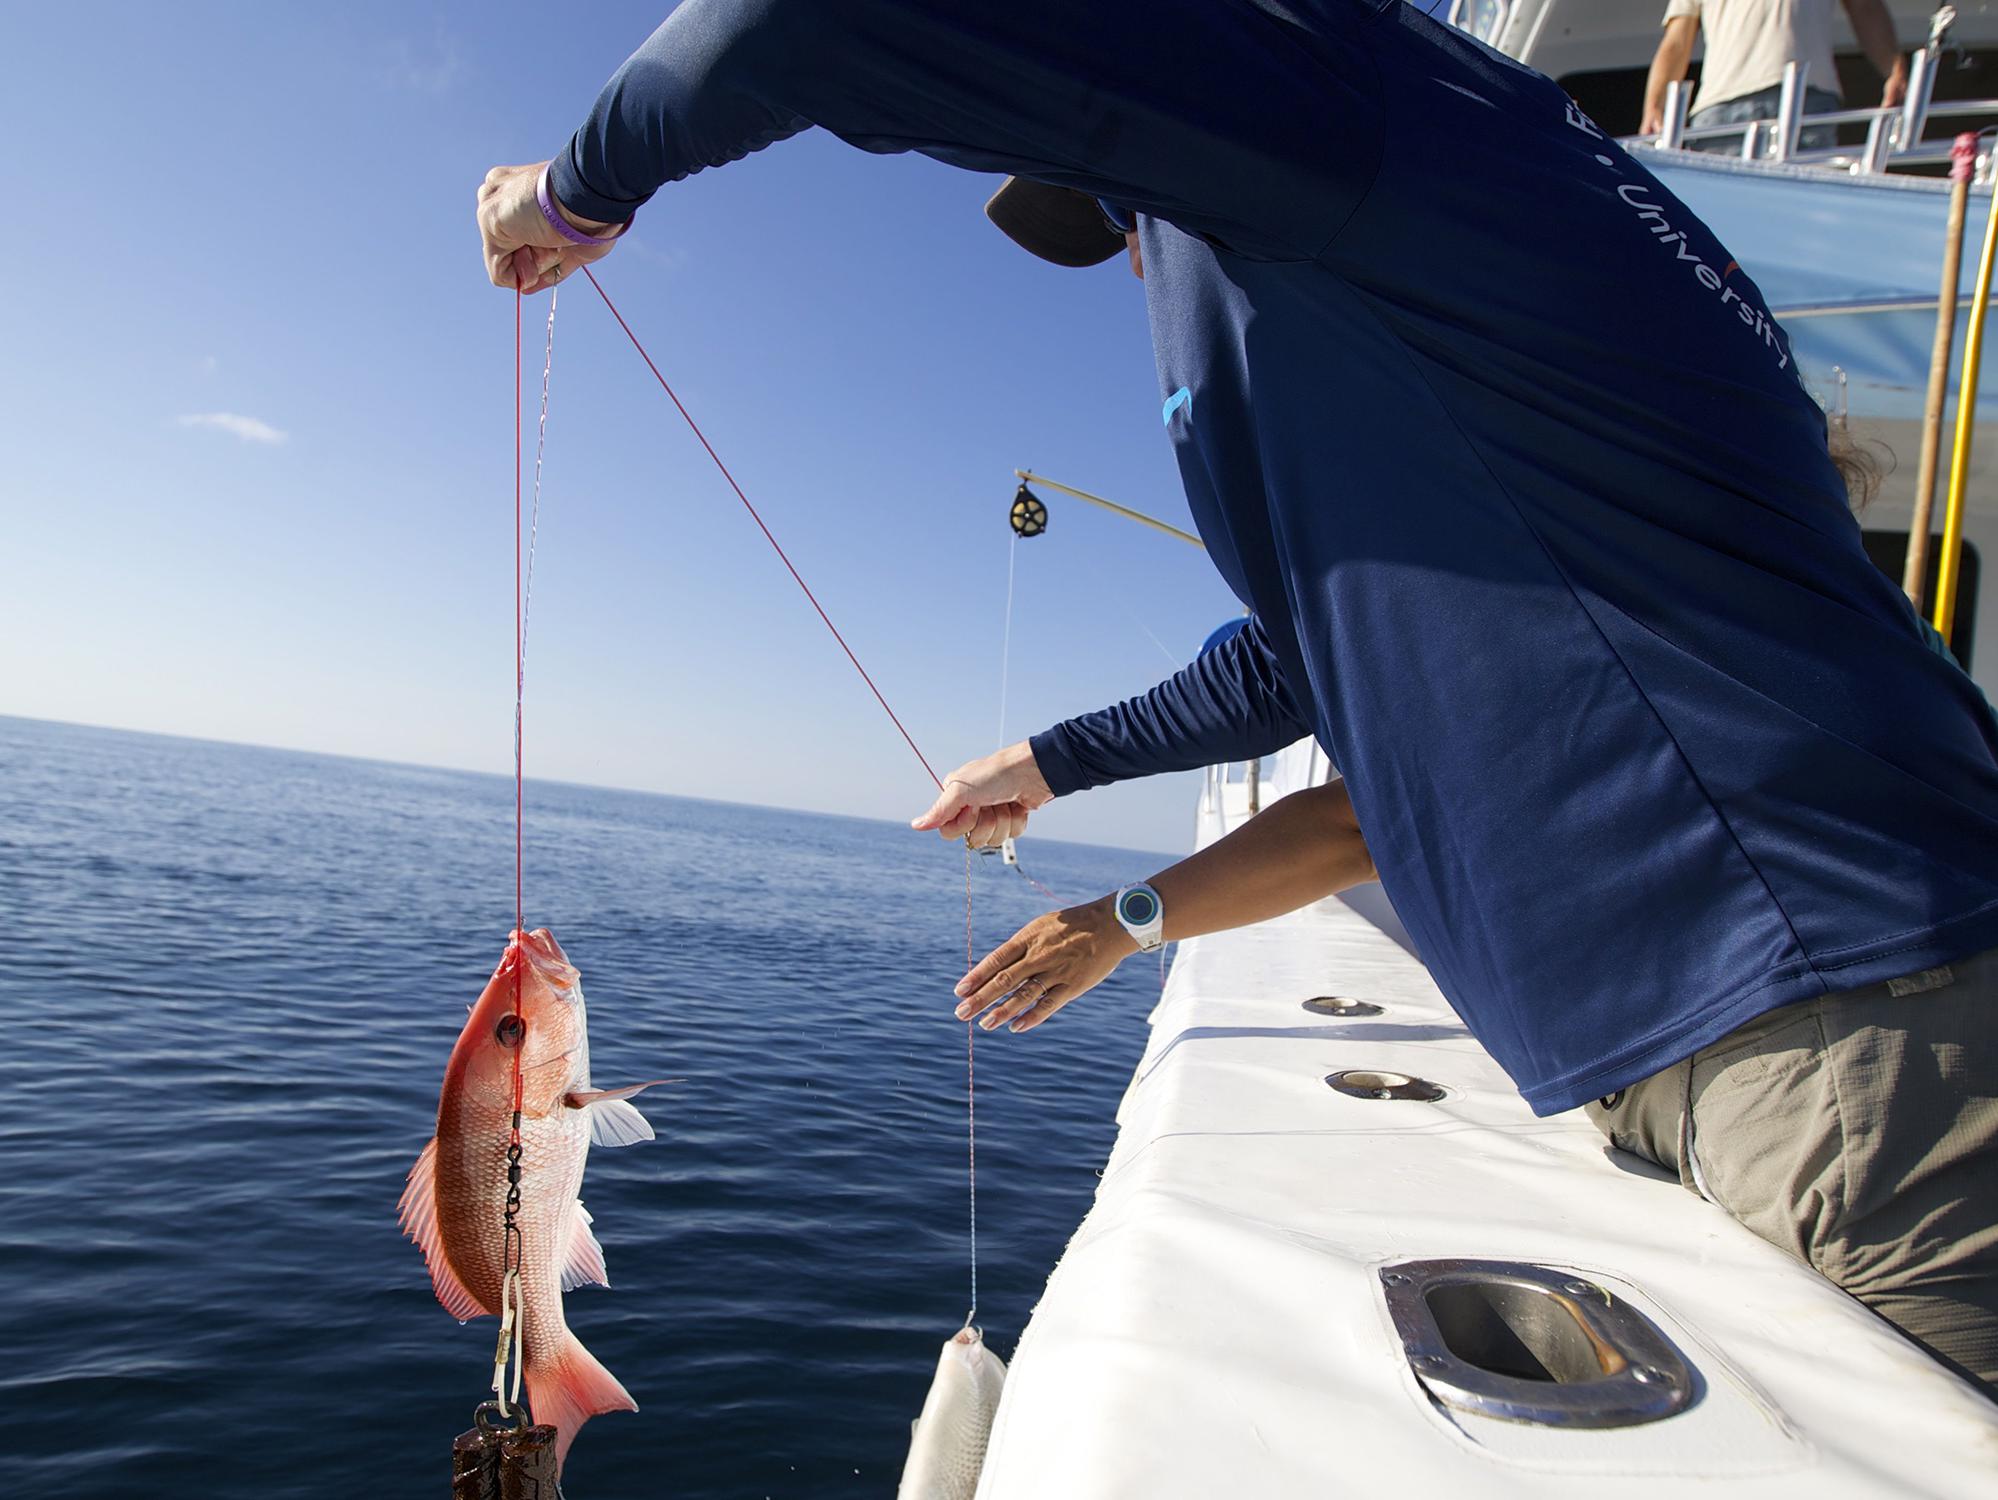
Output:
top-left (897, 1326), bottom-right (1008, 1500)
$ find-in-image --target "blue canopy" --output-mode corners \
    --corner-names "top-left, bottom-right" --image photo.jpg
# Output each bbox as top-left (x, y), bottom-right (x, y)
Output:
top-left (1201, 616), bottom-right (1250, 655)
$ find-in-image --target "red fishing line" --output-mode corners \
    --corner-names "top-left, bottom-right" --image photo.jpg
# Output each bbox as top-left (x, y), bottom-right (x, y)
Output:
top-left (513, 289), bottom-right (525, 1127)
top-left (580, 266), bottom-right (944, 792)
top-left (579, 266), bottom-right (989, 1321)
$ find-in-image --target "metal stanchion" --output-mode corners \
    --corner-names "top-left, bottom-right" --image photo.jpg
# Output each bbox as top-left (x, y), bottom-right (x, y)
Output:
top-left (1773, 61), bottom-right (1808, 162)
top-left (1660, 80), bottom-right (1689, 151)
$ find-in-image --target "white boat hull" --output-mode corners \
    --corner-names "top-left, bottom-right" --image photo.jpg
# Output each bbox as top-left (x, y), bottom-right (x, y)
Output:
top-left (978, 752), bottom-right (1998, 1497)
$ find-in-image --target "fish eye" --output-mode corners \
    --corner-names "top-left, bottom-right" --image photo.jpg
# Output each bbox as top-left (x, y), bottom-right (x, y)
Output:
top-left (494, 1014), bottom-right (525, 1049)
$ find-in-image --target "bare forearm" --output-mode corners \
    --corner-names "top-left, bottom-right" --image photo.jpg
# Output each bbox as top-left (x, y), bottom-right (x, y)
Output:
top-left (953, 780), bottom-right (1376, 1035)
top-left (1845, 0), bottom-right (1902, 78)
top-left (1148, 781), bottom-right (1374, 942)
top-left (1643, 20), bottom-right (1698, 128)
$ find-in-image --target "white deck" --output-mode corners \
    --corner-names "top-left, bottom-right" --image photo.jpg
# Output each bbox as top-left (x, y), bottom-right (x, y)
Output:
top-left (978, 762), bottom-right (1998, 1497)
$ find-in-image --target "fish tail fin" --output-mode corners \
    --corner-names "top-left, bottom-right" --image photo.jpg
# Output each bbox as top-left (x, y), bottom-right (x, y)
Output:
top-left (526, 1332), bottom-right (637, 1473)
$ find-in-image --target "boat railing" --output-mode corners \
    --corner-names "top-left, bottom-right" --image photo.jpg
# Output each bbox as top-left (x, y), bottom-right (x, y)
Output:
top-left (1645, 62), bottom-right (1998, 179)
top-left (1612, 8), bottom-right (1998, 182)
top-left (1200, 759), bottom-right (1263, 831)
top-left (1201, 739), bottom-right (1341, 837)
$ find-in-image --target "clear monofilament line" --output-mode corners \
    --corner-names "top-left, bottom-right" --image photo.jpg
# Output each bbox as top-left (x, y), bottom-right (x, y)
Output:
top-left (1117, 593), bottom-right (1182, 671)
top-left (577, 266), bottom-right (987, 1333)
top-left (522, 289), bottom-right (558, 685)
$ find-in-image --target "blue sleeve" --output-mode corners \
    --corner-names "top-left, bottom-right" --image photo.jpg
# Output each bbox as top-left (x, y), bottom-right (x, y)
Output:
top-left (548, 0), bottom-right (1384, 261)
top-left (1029, 616), bottom-right (1311, 796)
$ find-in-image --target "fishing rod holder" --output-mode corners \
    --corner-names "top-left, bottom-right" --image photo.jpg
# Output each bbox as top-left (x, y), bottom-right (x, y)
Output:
top-left (1326, 1069), bottom-right (1445, 1101)
top-left (1381, 1260), bottom-right (1697, 1429)
top-left (1301, 995), bottom-right (1383, 1017)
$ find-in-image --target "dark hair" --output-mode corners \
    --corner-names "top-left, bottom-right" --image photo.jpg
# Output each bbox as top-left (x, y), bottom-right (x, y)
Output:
top-left (1828, 416), bottom-right (1885, 511)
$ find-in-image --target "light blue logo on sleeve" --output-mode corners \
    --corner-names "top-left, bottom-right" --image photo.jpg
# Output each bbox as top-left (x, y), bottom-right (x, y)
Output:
top-left (1162, 386), bottom-right (1192, 425)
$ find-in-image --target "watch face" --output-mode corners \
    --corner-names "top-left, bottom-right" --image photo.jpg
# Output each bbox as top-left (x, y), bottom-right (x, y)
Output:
top-left (1119, 888), bottom-right (1159, 926)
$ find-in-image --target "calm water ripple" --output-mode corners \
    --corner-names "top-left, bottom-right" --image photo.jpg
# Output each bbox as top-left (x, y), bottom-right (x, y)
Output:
top-left (0, 716), bottom-right (1162, 1498)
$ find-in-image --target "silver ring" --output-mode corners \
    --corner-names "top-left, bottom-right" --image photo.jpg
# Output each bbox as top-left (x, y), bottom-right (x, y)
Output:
top-left (1016, 978), bottom-right (1044, 1003)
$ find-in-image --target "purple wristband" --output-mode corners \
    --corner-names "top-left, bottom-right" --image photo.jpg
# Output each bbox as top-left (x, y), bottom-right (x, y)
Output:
top-left (536, 166), bottom-right (626, 246)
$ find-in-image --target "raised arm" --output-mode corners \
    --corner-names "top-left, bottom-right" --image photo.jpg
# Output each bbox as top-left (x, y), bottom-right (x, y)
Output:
top-left (913, 615), bottom-right (1312, 845)
top-left (1642, 13), bottom-right (1700, 135)
top-left (953, 778), bottom-right (1374, 1033)
top-left (485, 0), bottom-right (1383, 291)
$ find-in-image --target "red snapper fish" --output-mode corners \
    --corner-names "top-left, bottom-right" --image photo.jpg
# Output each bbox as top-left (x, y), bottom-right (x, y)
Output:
top-left (399, 928), bottom-right (656, 1470)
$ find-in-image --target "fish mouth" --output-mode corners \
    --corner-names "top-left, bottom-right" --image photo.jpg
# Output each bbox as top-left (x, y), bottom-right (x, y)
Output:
top-left (510, 927), bottom-right (581, 989)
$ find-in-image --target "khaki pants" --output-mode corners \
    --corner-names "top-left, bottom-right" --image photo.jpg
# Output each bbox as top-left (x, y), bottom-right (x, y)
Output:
top-left (1586, 947), bottom-right (1998, 1396)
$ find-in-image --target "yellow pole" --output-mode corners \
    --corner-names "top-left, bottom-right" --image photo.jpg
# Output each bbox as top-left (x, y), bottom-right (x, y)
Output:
top-left (1936, 171), bottom-right (1998, 644)
top-left (1014, 470), bottom-right (1206, 548)
top-left (1906, 135), bottom-right (1978, 605)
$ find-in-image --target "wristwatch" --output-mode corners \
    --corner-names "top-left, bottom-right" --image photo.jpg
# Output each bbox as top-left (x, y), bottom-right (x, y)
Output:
top-left (1114, 882), bottom-right (1166, 952)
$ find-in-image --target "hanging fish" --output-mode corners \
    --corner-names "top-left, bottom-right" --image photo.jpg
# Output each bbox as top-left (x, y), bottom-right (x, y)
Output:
top-left (400, 928), bottom-right (659, 1472)
top-left (896, 1326), bottom-right (1009, 1500)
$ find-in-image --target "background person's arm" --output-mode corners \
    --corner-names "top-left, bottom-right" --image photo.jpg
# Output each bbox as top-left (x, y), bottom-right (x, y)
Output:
top-left (1843, 0), bottom-right (1908, 107)
top-left (952, 778), bottom-right (1374, 1033)
top-left (1642, 14), bottom-right (1700, 134)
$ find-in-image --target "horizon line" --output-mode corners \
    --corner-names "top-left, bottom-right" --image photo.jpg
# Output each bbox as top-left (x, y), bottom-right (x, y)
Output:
top-left (0, 709), bottom-right (1179, 862)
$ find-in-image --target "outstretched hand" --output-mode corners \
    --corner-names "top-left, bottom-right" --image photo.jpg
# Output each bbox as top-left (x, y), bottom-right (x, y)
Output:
top-left (912, 741), bottom-right (1054, 849)
top-left (953, 897), bottom-right (1135, 1034)
top-left (478, 162), bottom-right (622, 295)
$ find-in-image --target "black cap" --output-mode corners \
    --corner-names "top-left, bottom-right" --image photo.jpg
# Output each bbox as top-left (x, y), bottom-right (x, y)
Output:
top-left (984, 177), bottom-right (1127, 268)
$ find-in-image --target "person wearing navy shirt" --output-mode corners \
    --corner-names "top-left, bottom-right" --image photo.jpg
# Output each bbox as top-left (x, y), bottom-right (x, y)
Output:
top-left (479, 0), bottom-right (1998, 1391)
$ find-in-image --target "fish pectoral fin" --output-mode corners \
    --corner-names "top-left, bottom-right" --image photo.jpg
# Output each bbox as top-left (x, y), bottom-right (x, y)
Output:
top-left (561, 1199), bottom-right (610, 1291)
top-left (585, 1098), bottom-right (655, 1148)
top-left (565, 1084), bottom-right (664, 1148)
top-left (396, 1138), bottom-right (489, 1323)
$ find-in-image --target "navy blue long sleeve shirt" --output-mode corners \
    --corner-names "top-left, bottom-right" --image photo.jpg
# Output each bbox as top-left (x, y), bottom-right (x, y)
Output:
top-left (1030, 615), bottom-right (1310, 788)
top-left (554, 0), bottom-right (1998, 1113)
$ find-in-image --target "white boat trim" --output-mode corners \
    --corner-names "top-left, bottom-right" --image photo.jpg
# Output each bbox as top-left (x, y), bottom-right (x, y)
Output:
top-left (979, 748), bottom-right (1998, 1497)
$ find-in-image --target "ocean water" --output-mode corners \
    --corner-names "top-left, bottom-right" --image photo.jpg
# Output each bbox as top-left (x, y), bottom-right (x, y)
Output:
top-left (0, 715), bottom-right (1168, 1499)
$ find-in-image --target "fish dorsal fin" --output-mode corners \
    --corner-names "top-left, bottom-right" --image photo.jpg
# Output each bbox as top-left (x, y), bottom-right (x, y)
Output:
top-left (397, 1138), bottom-right (487, 1323)
top-left (561, 1200), bottom-right (609, 1292)
top-left (566, 1083), bottom-right (661, 1148)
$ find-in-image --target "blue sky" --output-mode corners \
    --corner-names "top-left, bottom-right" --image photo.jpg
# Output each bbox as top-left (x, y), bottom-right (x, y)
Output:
top-left (0, 3), bottom-right (1247, 854)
